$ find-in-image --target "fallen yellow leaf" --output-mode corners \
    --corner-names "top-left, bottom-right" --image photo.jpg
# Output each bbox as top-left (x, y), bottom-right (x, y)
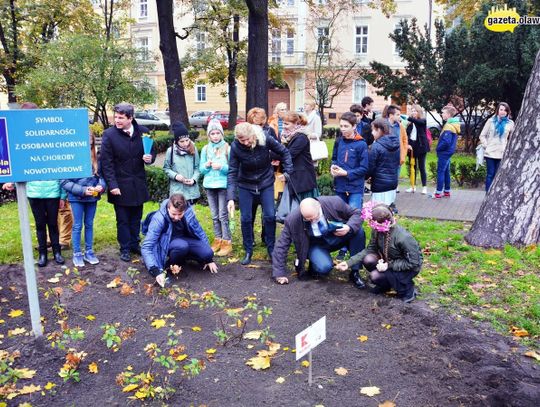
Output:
top-left (206, 348), bottom-right (217, 355)
top-left (47, 277), bottom-right (60, 283)
top-left (191, 326), bottom-right (202, 332)
top-left (0, 319), bottom-right (4, 324)
top-left (13, 368), bottom-right (36, 379)
top-left (334, 367), bottom-right (348, 376)
top-left (246, 264), bottom-right (260, 268)
top-left (227, 257), bottom-right (239, 263)
top-left (379, 401), bottom-right (396, 407)
top-left (8, 309), bottom-right (24, 318)
top-left (106, 277), bottom-right (122, 288)
top-left (360, 386), bottom-right (381, 397)
top-left (85, 315), bottom-right (96, 321)
top-left (120, 283), bottom-right (135, 296)
top-left (243, 330), bottom-right (262, 340)
top-left (175, 354), bottom-right (188, 362)
top-left (381, 324), bottom-right (392, 330)
top-left (44, 382), bottom-right (56, 391)
top-left (510, 326), bottom-right (529, 337)
top-left (246, 355), bottom-right (271, 370)
top-left (301, 360), bottom-right (310, 367)
top-left (151, 319), bottom-right (166, 329)
top-left (122, 383), bottom-right (139, 392)
top-left (524, 350), bottom-right (540, 361)
top-left (8, 327), bottom-right (27, 336)
top-left (18, 384), bottom-right (41, 395)
top-left (283, 347), bottom-right (289, 351)
top-left (357, 335), bottom-right (368, 342)
top-left (88, 362), bottom-right (99, 374)
top-left (275, 377), bottom-right (285, 384)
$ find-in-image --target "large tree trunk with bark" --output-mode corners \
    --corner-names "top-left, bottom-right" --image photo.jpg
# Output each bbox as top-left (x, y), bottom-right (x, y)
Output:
top-left (226, 14), bottom-right (240, 130)
top-left (465, 50), bottom-right (540, 248)
top-left (245, 0), bottom-right (268, 113)
top-left (156, 0), bottom-right (189, 127)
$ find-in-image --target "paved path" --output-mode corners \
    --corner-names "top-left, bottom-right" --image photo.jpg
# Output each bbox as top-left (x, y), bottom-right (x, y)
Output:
top-left (374, 188), bottom-right (486, 222)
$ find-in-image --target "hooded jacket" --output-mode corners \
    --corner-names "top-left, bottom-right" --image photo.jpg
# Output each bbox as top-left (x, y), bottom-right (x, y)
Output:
top-left (367, 134), bottom-right (400, 193)
top-left (61, 175), bottom-right (106, 203)
top-left (163, 145), bottom-right (201, 200)
top-left (479, 117), bottom-right (514, 159)
top-left (436, 119), bottom-right (460, 159)
top-left (199, 140), bottom-right (230, 189)
top-left (26, 180), bottom-right (66, 199)
top-left (332, 136), bottom-right (369, 194)
top-left (141, 199), bottom-right (208, 271)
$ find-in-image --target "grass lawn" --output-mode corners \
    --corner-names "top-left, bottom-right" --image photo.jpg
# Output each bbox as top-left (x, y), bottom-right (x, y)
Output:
top-left (0, 198), bottom-right (538, 345)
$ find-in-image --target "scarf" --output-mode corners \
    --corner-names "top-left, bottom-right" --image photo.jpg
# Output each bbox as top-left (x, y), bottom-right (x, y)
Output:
top-left (493, 116), bottom-right (509, 139)
top-left (207, 139), bottom-right (227, 160)
top-left (281, 124), bottom-right (306, 143)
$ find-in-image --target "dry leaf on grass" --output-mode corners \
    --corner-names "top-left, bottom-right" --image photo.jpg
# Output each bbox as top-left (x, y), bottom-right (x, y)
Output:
top-left (120, 283), bottom-right (135, 296)
top-left (360, 386), bottom-right (381, 397)
top-left (524, 350), bottom-right (540, 361)
top-left (243, 330), bottom-right (262, 340)
top-left (378, 401), bottom-right (396, 407)
top-left (88, 362), bottom-right (98, 374)
top-left (334, 367), bottom-right (348, 376)
top-left (245, 355), bottom-right (271, 370)
top-left (510, 326), bottom-right (529, 337)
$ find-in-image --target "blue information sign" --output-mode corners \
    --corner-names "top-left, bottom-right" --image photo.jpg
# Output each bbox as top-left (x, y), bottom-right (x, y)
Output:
top-left (0, 108), bottom-right (92, 182)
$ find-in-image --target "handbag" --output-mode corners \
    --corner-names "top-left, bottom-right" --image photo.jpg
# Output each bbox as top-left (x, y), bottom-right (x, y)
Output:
top-left (275, 176), bottom-right (300, 223)
top-left (310, 139), bottom-right (329, 161)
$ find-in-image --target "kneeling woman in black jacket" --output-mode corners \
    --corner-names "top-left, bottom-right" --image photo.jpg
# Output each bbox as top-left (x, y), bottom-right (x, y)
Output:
top-left (227, 123), bottom-right (293, 265)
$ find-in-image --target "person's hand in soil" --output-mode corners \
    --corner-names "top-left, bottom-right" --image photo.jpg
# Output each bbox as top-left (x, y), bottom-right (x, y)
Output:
top-left (335, 261), bottom-right (349, 271)
top-left (276, 277), bottom-right (288, 285)
top-left (376, 259), bottom-right (388, 272)
top-left (155, 271), bottom-right (169, 288)
top-left (204, 262), bottom-right (218, 274)
top-left (333, 224), bottom-right (350, 237)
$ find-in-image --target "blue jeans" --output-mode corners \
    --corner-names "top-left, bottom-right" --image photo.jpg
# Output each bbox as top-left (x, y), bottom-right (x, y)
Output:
top-left (167, 237), bottom-right (214, 266)
top-left (436, 156), bottom-right (452, 193)
top-left (70, 201), bottom-right (97, 253)
top-left (336, 192), bottom-right (363, 255)
top-left (485, 157), bottom-right (500, 191)
top-left (238, 185), bottom-right (276, 253)
top-left (308, 230), bottom-right (365, 275)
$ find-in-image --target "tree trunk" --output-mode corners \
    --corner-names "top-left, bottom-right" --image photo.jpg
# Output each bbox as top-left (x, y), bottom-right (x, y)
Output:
top-left (245, 0), bottom-right (268, 113)
top-left (3, 70), bottom-right (17, 104)
top-left (465, 50), bottom-right (540, 248)
top-left (226, 14), bottom-right (240, 130)
top-left (156, 0), bottom-right (189, 127)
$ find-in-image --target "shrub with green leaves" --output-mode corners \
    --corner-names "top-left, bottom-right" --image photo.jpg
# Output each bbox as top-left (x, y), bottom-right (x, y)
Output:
top-left (145, 166), bottom-right (169, 202)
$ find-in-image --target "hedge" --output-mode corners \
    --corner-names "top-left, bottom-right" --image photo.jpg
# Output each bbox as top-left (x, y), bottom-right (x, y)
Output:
top-left (427, 160), bottom-right (486, 188)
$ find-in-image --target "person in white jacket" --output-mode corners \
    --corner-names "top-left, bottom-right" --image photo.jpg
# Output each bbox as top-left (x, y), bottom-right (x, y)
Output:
top-left (478, 102), bottom-right (514, 191)
top-left (303, 101), bottom-right (322, 141)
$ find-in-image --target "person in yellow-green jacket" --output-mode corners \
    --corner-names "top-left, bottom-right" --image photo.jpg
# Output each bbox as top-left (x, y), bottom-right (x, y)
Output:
top-left (433, 105), bottom-right (460, 199)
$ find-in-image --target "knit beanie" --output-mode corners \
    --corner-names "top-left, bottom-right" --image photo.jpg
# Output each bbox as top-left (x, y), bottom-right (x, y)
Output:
top-left (172, 122), bottom-right (190, 142)
top-left (207, 119), bottom-right (224, 137)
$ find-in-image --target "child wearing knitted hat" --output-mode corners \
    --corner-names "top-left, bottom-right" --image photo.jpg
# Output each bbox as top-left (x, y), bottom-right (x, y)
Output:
top-left (200, 119), bottom-right (232, 256)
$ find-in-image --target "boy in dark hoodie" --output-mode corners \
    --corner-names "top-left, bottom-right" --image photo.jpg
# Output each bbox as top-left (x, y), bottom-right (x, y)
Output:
top-left (367, 119), bottom-right (401, 205)
top-left (433, 105), bottom-right (460, 199)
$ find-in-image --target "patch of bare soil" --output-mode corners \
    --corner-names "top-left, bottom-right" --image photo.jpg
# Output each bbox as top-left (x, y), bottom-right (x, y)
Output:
top-left (0, 250), bottom-right (539, 406)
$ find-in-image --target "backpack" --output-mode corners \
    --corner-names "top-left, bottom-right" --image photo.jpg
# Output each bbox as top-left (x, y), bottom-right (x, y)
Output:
top-left (141, 210), bottom-right (158, 235)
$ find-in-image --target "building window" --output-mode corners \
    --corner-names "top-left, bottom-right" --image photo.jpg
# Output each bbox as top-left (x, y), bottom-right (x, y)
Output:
top-left (139, 0), bottom-right (148, 19)
top-left (287, 0), bottom-right (295, 5)
top-left (286, 29), bottom-right (294, 55)
top-left (393, 21), bottom-right (408, 55)
top-left (316, 78), bottom-right (329, 102)
top-left (271, 29), bottom-right (281, 63)
top-left (137, 37), bottom-right (149, 61)
top-left (317, 27), bottom-right (329, 54)
top-left (196, 83), bottom-right (206, 102)
top-left (355, 25), bottom-right (368, 54)
top-left (196, 31), bottom-right (206, 53)
top-left (353, 78), bottom-right (367, 103)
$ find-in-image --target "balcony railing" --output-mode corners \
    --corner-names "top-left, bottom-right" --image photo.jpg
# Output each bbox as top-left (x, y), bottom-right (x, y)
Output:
top-left (268, 51), bottom-right (306, 68)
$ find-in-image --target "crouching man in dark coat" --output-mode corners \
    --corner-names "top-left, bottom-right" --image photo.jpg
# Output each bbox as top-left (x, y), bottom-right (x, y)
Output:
top-left (272, 196), bottom-right (366, 288)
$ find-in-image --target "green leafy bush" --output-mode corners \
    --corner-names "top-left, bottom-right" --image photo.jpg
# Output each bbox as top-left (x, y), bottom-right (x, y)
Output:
top-left (317, 173), bottom-right (334, 196)
top-left (428, 159), bottom-right (486, 187)
top-left (145, 166), bottom-right (169, 202)
top-left (153, 133), bottom-right (174, 154)
top-left (322, 126), bottom-right (340, 139)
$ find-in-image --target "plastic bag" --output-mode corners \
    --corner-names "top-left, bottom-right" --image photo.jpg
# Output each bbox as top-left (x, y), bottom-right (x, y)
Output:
top-left (476, 144), bottom-right (485, 170)
top-left (275, 185), bottom-right (299, 224)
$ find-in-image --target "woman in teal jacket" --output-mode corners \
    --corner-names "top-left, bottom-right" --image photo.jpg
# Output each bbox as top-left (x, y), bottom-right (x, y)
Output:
top-left (164, 123), bottom-right (200, 202)
top-left (3, 180), bottom-right (67, 267)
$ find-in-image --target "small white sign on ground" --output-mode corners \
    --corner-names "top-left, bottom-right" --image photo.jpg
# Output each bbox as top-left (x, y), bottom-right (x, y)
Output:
top-left (295, 316), bottom-right (326, 360)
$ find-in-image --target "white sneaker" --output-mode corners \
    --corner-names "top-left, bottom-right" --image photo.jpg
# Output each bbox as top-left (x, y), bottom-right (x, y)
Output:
top-left (422, 186), bottom-right (427, 195)
top-left (405, 187), bottom-right (416, 193)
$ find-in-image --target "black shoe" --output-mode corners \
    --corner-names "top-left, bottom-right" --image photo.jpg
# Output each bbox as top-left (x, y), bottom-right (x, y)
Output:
top-left (401, 288), bottom-right (418, 303)
top-left (130, 246), bottom-right (141, 255)
top-left (120, 251), bottom-right (131, 262)
top-left (37, 252), bottom-right (48, 268)
top-left (53, 251), bottom-right (65, 265)
top-left (349, 270), bottom-right (366, 289)
top-left (240, 252), bottom-right (252, 265)
top-left (369, 285), bottom-right (387, 295)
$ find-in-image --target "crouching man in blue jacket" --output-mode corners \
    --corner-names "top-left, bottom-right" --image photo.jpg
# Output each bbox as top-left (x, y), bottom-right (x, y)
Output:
top-left (141, 193), bottom-right (218, 286)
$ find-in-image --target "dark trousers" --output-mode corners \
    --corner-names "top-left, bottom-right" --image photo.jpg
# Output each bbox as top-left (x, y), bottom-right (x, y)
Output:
top-left (29, 198), bottom-right (60, 252)
top-left (167, 237), bottom-right (214, 267)
top-left (436, 155), bottom-right (452, 193)
top-left (308, 231), bottom-right (366, 275)
top-left (363, 253), bottom-right (418, 298)
top-left (113, 204), bottom-right (143, 252)
top-left (485, 157), bottom-right (501, 191)
top-left (415, 153), bottom-right (428, 187)
top-left (238, 185), bottom-right (276, 254)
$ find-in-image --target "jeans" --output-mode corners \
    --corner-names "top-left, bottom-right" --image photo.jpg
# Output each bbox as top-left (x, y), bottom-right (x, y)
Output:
top-left (206, 188), bottom-right (231, 240)
top-left (167, 237), bottom-right (214, 266)
top-left (415, 153), bottom-right (427, 187)
top-left (485, 157), bottom-right (501, 191)
top-left (336, 192), bottom-right (363, 255)
top-left (238, 185), bottom-right (275, 254)
top-left (70, 201), bottom-right (97, 253)
top-left (436, 155), bottom-right (452, 193)
top-left (113, 204), bottom-right (143, 252)
top-left (29, 198), bottom-right (60, 252)
top-left (308, 230), bottom-right (366, 275)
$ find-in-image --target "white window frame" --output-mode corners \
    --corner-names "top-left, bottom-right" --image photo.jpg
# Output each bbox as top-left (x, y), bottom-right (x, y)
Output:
top-left (196, 83), bottom-right (207, 102)
top-left (286, 29), bottom-right (294, 55)
top-left (137, 37), bottom-right (150, 61)
top-left (139, 0), bottom-right (148, 19)
top-left (317, 27), bottom-right (330, 55)
top-left (355, 25), bottom-right (368, 55)
top-left (271, 29), bottom-right (282, 62)
top-left (353, 78), bottom-right (367, 103)
top-left (196, 31), bottom-right (206, 52)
